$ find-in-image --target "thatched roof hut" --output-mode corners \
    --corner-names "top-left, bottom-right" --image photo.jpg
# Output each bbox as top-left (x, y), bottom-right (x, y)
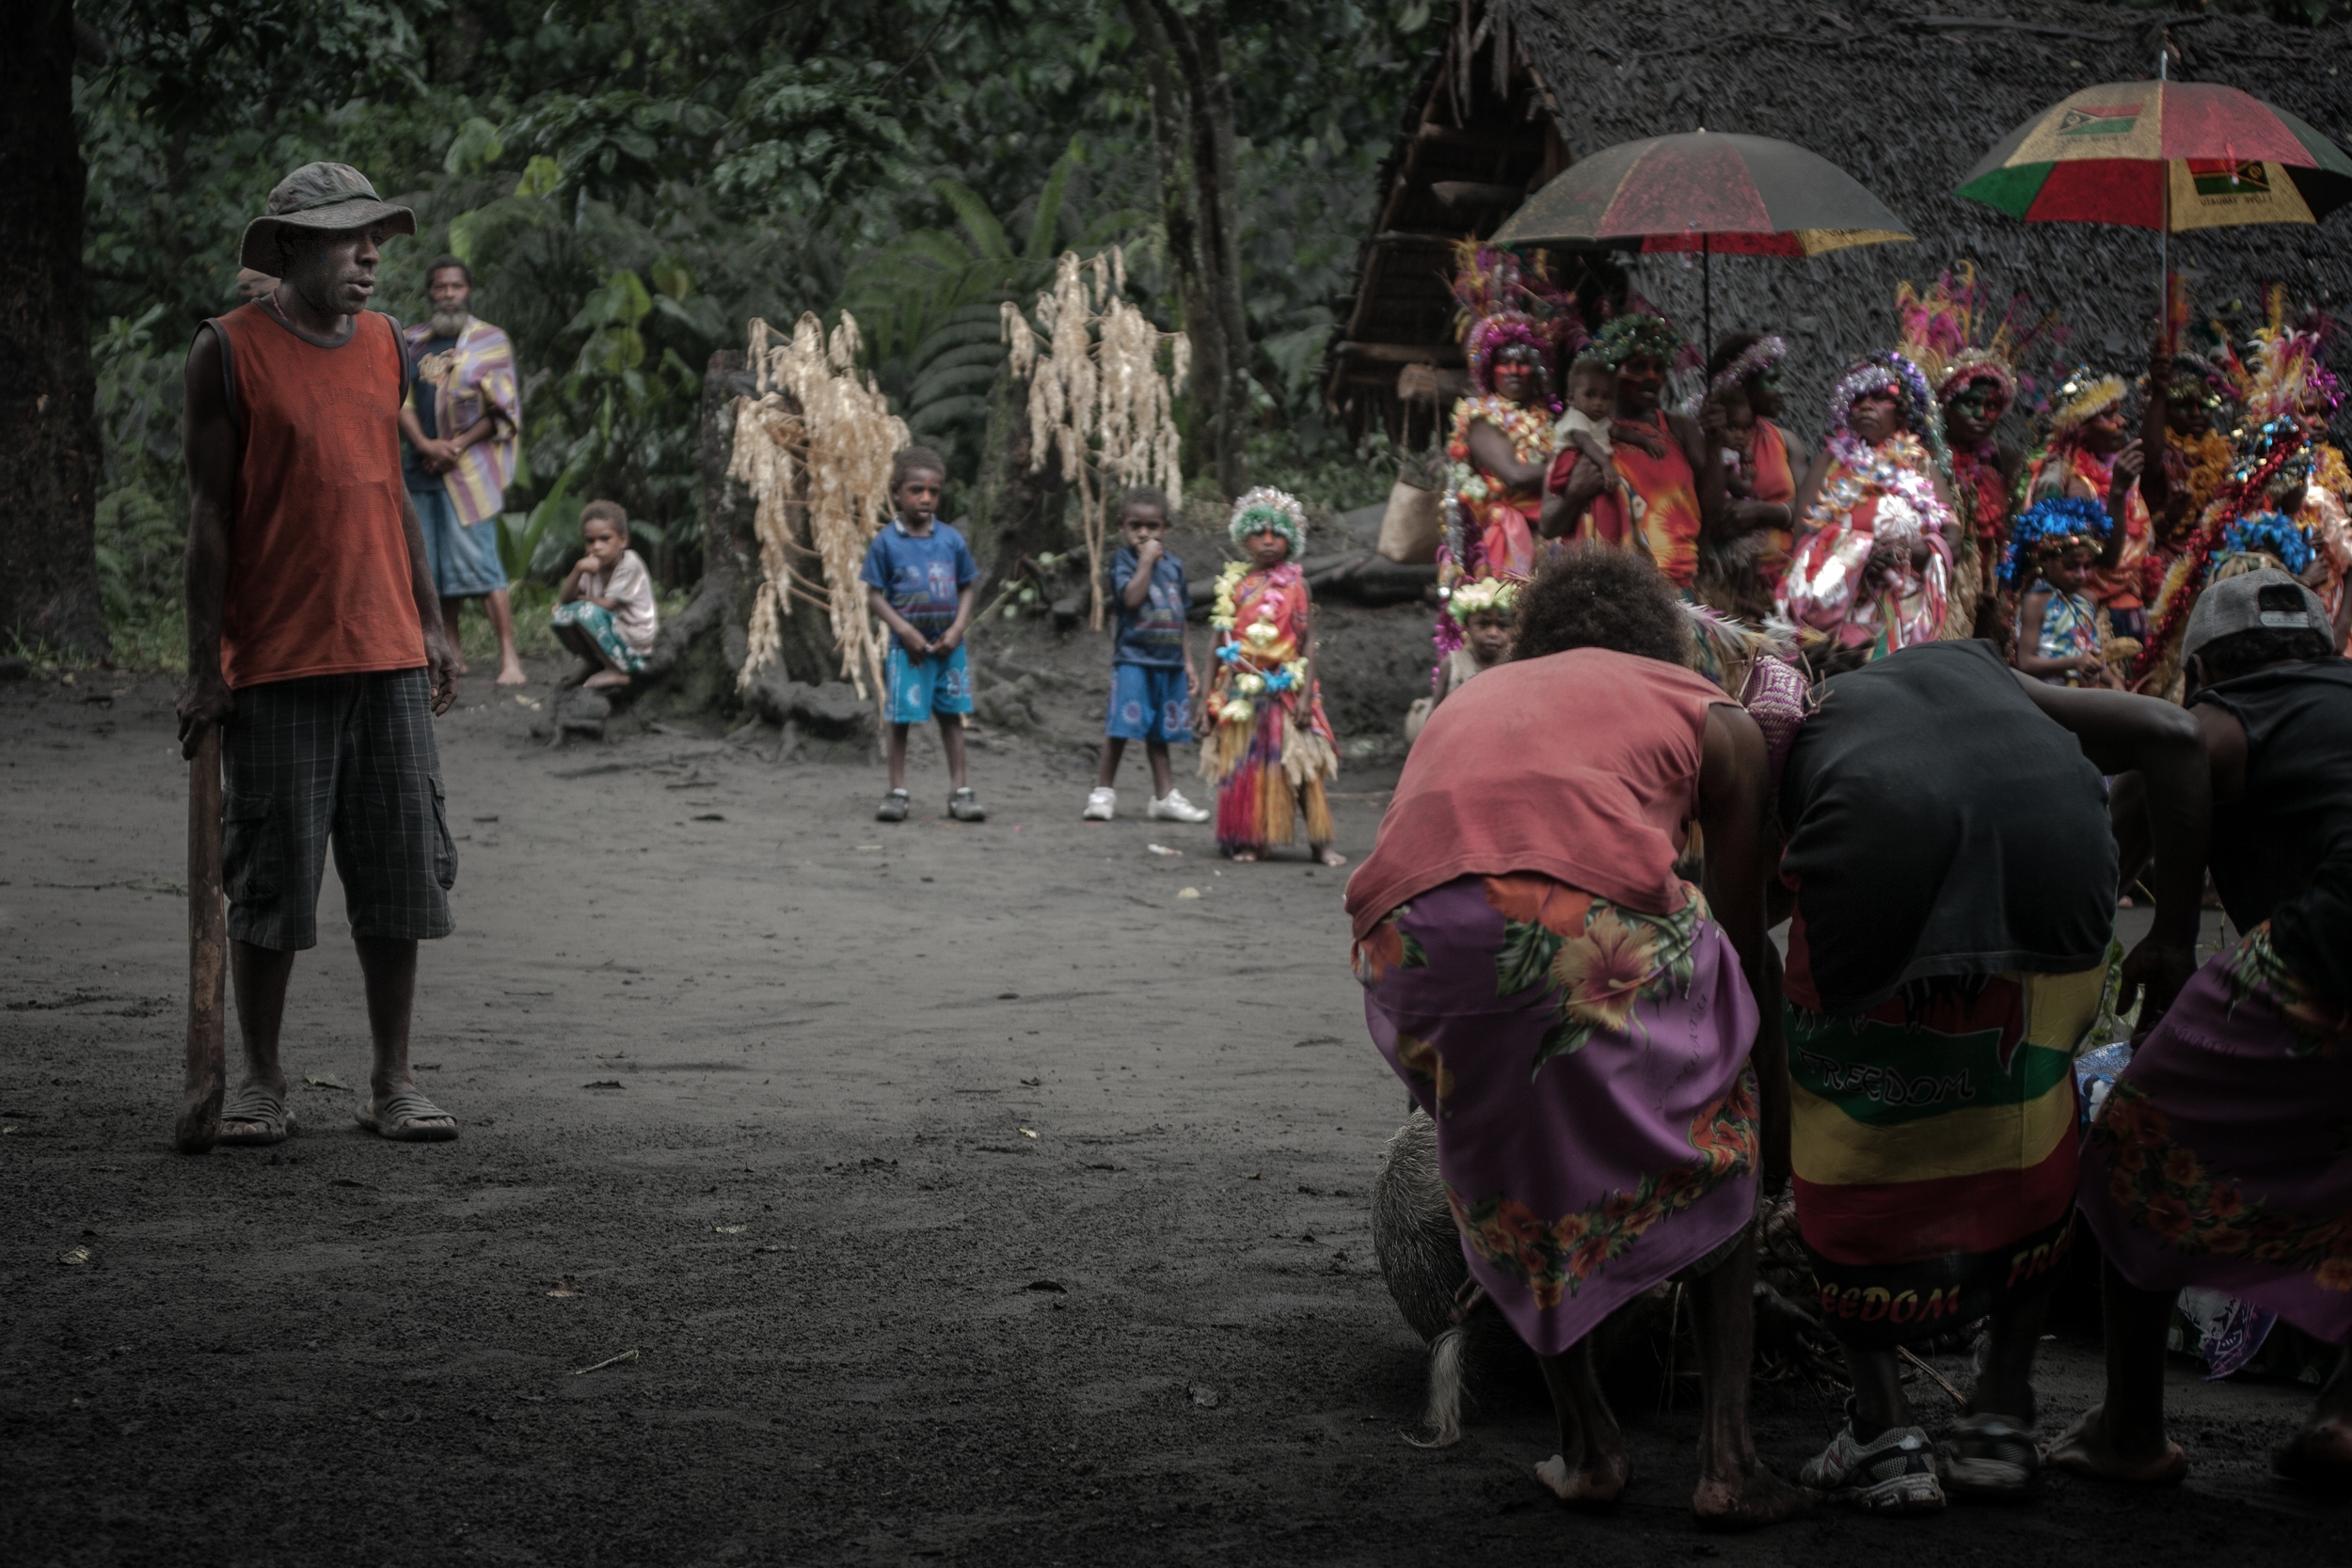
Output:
top-left (1329, 0), bottom-right (2352, 449)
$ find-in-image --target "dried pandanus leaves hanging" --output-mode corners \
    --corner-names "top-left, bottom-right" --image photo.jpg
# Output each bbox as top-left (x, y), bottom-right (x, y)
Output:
top-left (728, 313), bottom-right (909, 711)
top-left (1004, 248), bottom-right (1189, 627)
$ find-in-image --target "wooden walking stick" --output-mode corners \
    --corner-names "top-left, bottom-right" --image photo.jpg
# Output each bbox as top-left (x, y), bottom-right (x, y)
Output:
top-left (176, 724), bottom-right (226, 1153)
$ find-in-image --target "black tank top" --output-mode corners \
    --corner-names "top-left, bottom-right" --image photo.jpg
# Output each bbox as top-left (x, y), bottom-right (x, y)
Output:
top-left (1779, 639), bottom-right (2116, 1014)
top-left (2192, 657), bottom-right (2352, 1003)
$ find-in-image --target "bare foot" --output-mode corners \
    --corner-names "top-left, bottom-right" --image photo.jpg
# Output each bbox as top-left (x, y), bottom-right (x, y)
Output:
top-left (494, 658), bottom-right (529, 687)
top-left (583, 670), bottom-right (629, 690)
top-left (1535, 1448), bottom-right (1629, 1510)
top-left (2043, 1405), bottom-right (2187, 1485)
top-left (1230, 848), bottom-right (1259, 863)
top-left (2272, 1420), bottom-right (2352, 1490)
top-left (1692, 1465), bottom-right (1815, 1531)
top-left (1313, 845), bottom-right (1347, 867)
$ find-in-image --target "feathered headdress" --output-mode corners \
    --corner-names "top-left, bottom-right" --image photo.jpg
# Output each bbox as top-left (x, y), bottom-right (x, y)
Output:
top-left (1893, 264), bottom-right (2053, 411)
top-left (1227, 486), bottom-right (1308, 560)
top-left (1450, 243), bottom-right (1581, 403)
top-left (2001, 496), bottom-right (2111, 588)
top-left (2242, 288), bottom-right (2343, 423)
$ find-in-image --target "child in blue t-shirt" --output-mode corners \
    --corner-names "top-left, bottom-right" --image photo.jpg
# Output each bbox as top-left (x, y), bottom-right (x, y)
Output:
top-left (860, 447), bottom-right (983, 822)
top-left (1084, 486), bottom-right (1211, 824)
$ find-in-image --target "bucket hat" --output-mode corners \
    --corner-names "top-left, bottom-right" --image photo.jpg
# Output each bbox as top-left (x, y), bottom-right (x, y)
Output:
top-left (239, 163), bottom-right (415, 272)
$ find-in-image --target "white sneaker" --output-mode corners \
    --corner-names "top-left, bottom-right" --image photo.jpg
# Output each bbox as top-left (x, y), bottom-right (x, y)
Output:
top-left (1149, 789), bottom-right (1212, 824)
top-left (1799, 1409), bottom-right (1946, 1513)
top-left (1083, 786), bottom-right (1117, 821)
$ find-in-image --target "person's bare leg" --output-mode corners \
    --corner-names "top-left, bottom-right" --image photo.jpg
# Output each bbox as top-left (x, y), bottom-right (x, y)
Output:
top-left (1095, 736), bottom-right (1126, 788)
top-left (229, 941), bottom-right (297, 1104)
top-left (1690, 1233), bottom-right (1814, 1526)
top-left (2276, 1348), bottom-right (2352, 1486)
top-left (439, 596), bottom-right (470, 674)
top-left (552, 624), bottom-right (599, 685)
top-left (484, 588), bottom-right (528, 686)
top-left (1967, 1281), bottom-right (2049, 1425)
top-left (886, 722), bottom-right (911, 791)
top-left (354, 935), bottom-right (451, 1134)
top-left (1534, 1338), bottom-right (1629, 1507)
top-left (1839, 1343), bottom-right (1913, 1441)
top-left (939, 715), bottom-right (968, 792)
top-left (2047, 1256), bottom-right (2185, 1481)
top-left (1144, 738), bottom-right (1174, 798)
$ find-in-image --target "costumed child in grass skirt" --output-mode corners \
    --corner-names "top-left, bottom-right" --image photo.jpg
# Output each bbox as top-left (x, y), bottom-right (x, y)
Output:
top-left (1200, 488), bottom-right (1343, 866)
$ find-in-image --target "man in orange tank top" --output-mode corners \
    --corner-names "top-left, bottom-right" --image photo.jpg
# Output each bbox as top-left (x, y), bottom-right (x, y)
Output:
top-left (175, 163), bottom-right (464, 1147)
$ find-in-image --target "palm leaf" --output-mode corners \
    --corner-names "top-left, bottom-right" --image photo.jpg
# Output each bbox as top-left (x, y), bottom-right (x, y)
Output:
top-left (932, 178), bottom-right (1013, 263)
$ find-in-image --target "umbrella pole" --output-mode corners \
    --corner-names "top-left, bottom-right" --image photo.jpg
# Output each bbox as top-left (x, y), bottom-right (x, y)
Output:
top-left (2157, 50), bottom-right (2169, 346)
top-left (1702, 233), bottom-right (1712, 356)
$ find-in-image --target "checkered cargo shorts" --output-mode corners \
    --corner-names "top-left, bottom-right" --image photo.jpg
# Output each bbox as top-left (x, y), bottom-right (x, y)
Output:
top-left (221, 669), bottom-right (456, 950)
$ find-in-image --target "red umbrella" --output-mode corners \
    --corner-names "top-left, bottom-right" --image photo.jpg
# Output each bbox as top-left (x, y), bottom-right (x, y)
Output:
top-left (1492, 130), bottom-right (1913, 346)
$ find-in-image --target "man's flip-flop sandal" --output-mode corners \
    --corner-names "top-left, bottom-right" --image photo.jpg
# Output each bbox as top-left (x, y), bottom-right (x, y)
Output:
top-left (217, 1085), bottom-right (296, 1147)
top-left (356, 1088), bottom-right (458, 1143)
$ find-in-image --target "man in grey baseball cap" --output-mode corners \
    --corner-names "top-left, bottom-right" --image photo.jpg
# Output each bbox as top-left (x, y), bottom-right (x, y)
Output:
top-left (238, 162), bottom-right (416, 273)
top-left (2059, 562), bottom-right (2352, 1490)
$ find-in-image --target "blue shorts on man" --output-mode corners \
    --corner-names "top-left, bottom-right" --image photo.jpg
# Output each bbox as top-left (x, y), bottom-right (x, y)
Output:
top-left (1105, 663), bottom-right (1192, 743)
top-left (887, 644), bottom-right (973, 724)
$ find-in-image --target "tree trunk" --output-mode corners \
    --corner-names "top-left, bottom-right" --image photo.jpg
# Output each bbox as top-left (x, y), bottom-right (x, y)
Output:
top-left (1139, 0), bottom-right (1249, 501)
top-left (973, 360), bottom-right (1066, 579)
top-left (1, 2), bottom-right (108, 659)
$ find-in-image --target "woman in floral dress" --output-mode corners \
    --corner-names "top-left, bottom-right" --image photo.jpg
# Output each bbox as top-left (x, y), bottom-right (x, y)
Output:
top-left (1345, 545), bottom-right (1808, 1529)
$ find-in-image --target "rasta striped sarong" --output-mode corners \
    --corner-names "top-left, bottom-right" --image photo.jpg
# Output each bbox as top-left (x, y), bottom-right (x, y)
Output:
top-left (1783, 916), bottom-right (2103, 1347)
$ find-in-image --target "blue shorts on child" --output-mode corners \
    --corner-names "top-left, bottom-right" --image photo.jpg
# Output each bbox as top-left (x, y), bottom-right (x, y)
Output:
top-left (1105, 663), bottom-right (1193, 743)
top-left (886, 644), bottom-right (973, 724)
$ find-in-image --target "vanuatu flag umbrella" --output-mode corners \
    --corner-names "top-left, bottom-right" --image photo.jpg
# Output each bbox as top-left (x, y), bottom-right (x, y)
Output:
top-left (1957, 63), bottom-right (2352, 337)
top-left (1493, 130), bottom-right (1912, 348)
top-left (1956, 76), bottom-right (2352, 231)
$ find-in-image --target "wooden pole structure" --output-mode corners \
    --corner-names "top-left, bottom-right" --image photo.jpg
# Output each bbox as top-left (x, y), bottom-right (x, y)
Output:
top-left (176, 726), bottom-right (225, 1153)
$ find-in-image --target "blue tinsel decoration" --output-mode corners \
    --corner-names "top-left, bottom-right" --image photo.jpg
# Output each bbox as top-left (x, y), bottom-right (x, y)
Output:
top-left (2220, 512), bottom-right (2315, 576)
top-left (2000, 496), bottom-right (2111, 588)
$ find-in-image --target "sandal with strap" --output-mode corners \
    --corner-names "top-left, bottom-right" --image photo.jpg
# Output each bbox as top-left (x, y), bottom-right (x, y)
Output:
top-left (217, 1085), bottom-right (297, 1147)
top-left (356, 1087), bottom-right (458, 1143)
top-left (1941, 1413), bottom-right (2042, 1500)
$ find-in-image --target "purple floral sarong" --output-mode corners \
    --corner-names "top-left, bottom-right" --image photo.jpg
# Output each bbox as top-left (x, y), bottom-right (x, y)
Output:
top-left (1354, 873), bottom-right (1760, 1356)
top-left (2077, 927), bottom-right (2352, 1346)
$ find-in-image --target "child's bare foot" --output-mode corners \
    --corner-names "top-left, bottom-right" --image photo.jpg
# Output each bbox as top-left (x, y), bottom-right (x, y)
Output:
top-left (1535, 1448), bottom-right (1629, 1510)
top-left (1692, 1465), bottom-right (1815, 1530)
top-left (583, 669), bottom-right (629, 690)
top-left (2043, 1405), bottom-right (2187, 1485)
top-left (1230, 848), bottom-right (1259, 863)
top-left (1313, 844), bottom-right (1347, 868)
top-left (560, 660), bottom-right (598, 689)
top-left (2272, 1420), bottom-right (2352, 1490)
top-left (495, 657), bottom-right (529, 687)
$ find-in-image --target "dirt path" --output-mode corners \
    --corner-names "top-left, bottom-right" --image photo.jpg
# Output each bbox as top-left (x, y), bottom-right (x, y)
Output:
top-left (2, 661), bottom-right (2342, 1566)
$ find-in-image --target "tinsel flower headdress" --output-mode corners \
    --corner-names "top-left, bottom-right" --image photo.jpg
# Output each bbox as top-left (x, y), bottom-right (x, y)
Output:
top-left (1588, 311), bottom-right (1683, 372)
top-left (1829, 350), bottom-right (1946, 465)
top-left (1447, 576), bottom-right (1518, 617)
top-left (2000, 496), bottom-right (2110, 588)
top-left (1450, 243), bottom-right (1581, 401)
top-left (1707, 334), bottom-right (1787, 398)
top-left (2217, 512), bottom-right (2316, 578)
top-left (1228, 486), bottom-right (1308, 559)
top-left (2046, 369), bottom-right (2128, 436)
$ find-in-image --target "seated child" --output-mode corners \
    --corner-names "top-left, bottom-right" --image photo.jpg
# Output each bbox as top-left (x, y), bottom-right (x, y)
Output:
top-left (1086, 486), bottom-right (1212, 824)
top-left (1544, 356), bottom-right (1642, 552)
top-left (551, 500), bottom-right (659, 689)
top-left (1200, 488), bottom-right (1343, 866)
top-left (861, 446), bottom-right (984, 823)
top-left (2007, 497), bottom-right (2117, 688)
top-left (1404, 577), bottom-right (1517, 743)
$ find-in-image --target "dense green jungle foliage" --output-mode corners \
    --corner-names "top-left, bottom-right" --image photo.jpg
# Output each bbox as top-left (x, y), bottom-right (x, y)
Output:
top-left (76, 0), bottom-right (1444, 665)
